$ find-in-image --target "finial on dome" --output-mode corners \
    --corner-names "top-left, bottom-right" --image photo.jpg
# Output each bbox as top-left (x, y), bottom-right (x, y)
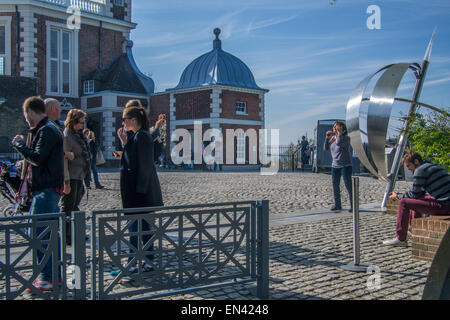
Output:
top-left (213, 28), bottom-right (222, 50)
top-left (214, 28), bottom-right (221, 39)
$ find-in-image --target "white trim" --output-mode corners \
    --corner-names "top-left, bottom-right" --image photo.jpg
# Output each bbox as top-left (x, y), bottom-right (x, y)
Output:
top-left (164, 84), bottom-right (268, 95)
top-left (0, 16), bottom-right (12, 76)
top-left (45, 20), bottom-right (79, 98)
top-left (173, 118), bottom-right (264, 127)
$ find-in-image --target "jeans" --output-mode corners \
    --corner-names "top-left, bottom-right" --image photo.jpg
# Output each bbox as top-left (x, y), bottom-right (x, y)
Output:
top-left (396, 196), bottom-right (450, 241)
top-left (331, 166), bottom-right (353, 209)
top-left (29, 189), bottom-right (61, 282)
top-left (85, 161), bottom-right (101, 188)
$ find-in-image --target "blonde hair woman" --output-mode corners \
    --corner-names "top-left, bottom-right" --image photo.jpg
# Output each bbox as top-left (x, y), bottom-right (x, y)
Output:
top-left (83, 128), bottom-right (104, 190)
top-left (61, 109), bottom-right (91, 245)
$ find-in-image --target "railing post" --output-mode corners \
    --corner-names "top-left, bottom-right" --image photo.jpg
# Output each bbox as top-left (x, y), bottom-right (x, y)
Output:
top-left (71, 211), bottom-right (86, 300)
top-left (256, 200), bottom-right (269, 299)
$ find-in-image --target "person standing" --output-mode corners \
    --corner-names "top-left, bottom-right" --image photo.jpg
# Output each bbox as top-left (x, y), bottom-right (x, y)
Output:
top-left (383, 151), bottom-right (450, 246)
top-left (61, 109), bottom-right (91, 245)
top-left (324, 121), bottom-right (353, 212)
top-left (12, 96), bottom-right (64, 292)
top-left (83, 129), bottom-right (104, 189)
top-left (110, 106), bottom-right (164, 276)
top-left (300, 136), bottom-right (309, 171)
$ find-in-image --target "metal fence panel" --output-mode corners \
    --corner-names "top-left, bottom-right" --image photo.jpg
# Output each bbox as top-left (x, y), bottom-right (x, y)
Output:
top-left (0, 213), bottom-right (67, 300)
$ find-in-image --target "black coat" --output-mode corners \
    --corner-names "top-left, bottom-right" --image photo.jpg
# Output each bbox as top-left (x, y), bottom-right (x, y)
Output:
top-left (13, 117), bottom-right (64, 192)
top-left (120, 128), bottom-right (163, 209)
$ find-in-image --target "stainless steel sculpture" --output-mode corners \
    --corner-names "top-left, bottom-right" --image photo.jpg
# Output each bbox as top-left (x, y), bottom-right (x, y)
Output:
top-left (346, 29), bottom-right (447, 208)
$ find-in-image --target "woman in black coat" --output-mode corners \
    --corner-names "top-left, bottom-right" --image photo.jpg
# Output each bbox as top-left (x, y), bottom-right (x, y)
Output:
top-left (111, 106), bottom-right (163, 275)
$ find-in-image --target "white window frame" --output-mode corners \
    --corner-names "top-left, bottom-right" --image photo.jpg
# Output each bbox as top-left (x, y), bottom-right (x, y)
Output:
top-left (236, 131), bottom-right (246, 164)
top-left (0, 16), bottom-right (12, 76)
top-left (83, 80), bottom-right (95, 94)
top-left (236, 101), bottom-right (247, 115)
top-left (46, 21), bottom-right (79, 98)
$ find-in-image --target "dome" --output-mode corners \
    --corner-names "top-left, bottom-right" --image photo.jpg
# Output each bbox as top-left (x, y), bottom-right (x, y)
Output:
top-left (172, 28), bottom-right (265, 91)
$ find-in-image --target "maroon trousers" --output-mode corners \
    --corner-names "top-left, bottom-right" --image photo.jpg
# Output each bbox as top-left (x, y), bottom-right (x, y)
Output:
top-left (396, 196), bottom-right (450, 241)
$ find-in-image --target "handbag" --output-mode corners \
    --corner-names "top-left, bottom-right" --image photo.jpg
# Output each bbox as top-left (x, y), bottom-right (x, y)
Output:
top-left (96, 149), bottom-right (106, 166)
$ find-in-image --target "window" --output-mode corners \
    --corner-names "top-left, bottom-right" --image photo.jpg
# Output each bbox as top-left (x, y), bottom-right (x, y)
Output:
top-left (113, 0), bottom-right (124, 6)
top-left (48, 28), bottom-right (72, 95)
top-left (83, 80), bottom-right (95, 94)
top-left (236, 131), bottom-right (246, 164)
top-left (0, 25), bottom-right (5, 75)
top-left (236, 101), bottom-right (247, 115)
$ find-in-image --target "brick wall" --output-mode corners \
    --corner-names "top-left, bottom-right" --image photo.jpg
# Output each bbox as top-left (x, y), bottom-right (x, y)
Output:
top-left (175, 90), bottom-right (212, 120)
top-left (220, 90), bottom-right (261, 120)
top-left (411, 216), bottom-right (450, 262)
top-left (117, 96), bottom-right (148, 109)
top-left (87, 96), bottom-right (102, 109)
top-left (0, 76), bottom-right (37, 141)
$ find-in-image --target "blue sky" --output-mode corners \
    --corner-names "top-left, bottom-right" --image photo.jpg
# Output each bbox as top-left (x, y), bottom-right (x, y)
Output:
top-left (130, 0), bottom-right (450, 145)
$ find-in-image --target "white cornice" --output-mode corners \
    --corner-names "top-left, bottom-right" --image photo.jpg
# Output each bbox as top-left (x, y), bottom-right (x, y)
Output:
top-left (1, 1), bottom-right (136, 32)
top-left (162, 84), bottom-right (269, 95)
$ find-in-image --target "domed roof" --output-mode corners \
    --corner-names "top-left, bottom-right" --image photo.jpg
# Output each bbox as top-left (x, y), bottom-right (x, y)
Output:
top-left (172, 28), bottom-right (266, 91)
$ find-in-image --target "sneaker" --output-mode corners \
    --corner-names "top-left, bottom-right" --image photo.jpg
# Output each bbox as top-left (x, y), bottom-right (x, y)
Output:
top-left (382, 238), bottom-right (407, 247)
top-left (95, 185), bottom-right (105, 189)
top-left (348, 208), bottom-right (353, 212)
top-left (110, 263), bottom-right (153, 276)
top-left (26, 280), bottom-right (53, 293)
top-left (330, 206), bottom-right (342, 211)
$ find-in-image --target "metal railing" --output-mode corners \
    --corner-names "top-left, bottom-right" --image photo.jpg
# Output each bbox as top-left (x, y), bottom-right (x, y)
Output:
top-left (0, 213), bottom-right (67, 300)
top-left (1, 200), bottom-right (269, 300)
top-left (36, 0), bottom-right (105, 15)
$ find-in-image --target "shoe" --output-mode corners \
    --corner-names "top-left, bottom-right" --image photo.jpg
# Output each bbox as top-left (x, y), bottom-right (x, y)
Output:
top-left (110, 263), bottom-right (154, 276)
top-left (26, 280), bottom-right (53, 293)
top-left (86, 186), bottom-right (91, 190)
top-left (348, 208), bottom-right (353, 212)
top-left (95, 185), bottom-right (105, 189)
top-left (382, 238), bottom-right (407, 247)
top-left (330, 206), bottom-right (342, 211)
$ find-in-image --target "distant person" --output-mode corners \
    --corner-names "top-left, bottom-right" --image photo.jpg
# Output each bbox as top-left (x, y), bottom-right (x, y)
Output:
top-left (83, 129), bottom-right (104, 190)
top-left (324, 121), bottom-right (353, 212)
top-left (300, 136), bottom-right (309, 170)
top-left (12, 96), bottom-right (64, 292)
top-left (383, 151), bottom-right (450, 247)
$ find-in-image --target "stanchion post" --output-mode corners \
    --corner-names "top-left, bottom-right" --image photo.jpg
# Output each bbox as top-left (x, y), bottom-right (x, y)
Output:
top-left (341, 177), bottom-right (370, 272)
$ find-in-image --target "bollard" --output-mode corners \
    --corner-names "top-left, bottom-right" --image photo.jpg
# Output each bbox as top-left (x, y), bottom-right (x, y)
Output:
top-left (340, 177), bottom-right (371, 272)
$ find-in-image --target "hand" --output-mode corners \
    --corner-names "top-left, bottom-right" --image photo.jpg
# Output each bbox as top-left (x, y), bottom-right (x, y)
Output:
top-left (112, 150), bottom-right (123, 159)
top-left (117, 127), bottom-right (127, 145)
top-left (64, 152), bottom-right (74, 160)
top-left (64, 183), bottom-right (71, 195)
top-left (12, 135), bottom-right (24, 145)
top-left (155, 118), bottom-right (165, 129)
top-left (389, 192), bottom-right (398, 201)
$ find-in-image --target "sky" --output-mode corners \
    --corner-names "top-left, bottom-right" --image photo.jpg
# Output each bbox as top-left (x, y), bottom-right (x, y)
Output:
top-left (129, 0), bottom-right (450, 145)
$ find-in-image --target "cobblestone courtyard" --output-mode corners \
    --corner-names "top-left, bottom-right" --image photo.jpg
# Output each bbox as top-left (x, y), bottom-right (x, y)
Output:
top-left (1, 171), bottom-right (431, 300)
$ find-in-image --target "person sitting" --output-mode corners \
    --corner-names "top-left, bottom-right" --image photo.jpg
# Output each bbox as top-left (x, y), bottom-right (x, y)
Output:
top-left (383, 151), bottom-right (450, 247)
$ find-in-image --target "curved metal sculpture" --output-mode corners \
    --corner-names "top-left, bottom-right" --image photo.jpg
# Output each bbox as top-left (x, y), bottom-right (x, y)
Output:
top-left (346, 63), bottom-right (417, 180)
top-left (346, 29), bottom-right (448, 208)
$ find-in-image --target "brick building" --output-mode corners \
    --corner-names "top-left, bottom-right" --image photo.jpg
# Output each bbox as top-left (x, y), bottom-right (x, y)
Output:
top-left (0, 0), bottom-right (153, 163)
top-left (150, 28), bottom-right (268, 169)
top-left (0, 1), bottom-right (268, 168)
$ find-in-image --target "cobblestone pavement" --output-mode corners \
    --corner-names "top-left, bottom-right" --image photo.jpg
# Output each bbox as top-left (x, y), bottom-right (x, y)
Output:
top-left (1, 171), bottom-right (431, 300)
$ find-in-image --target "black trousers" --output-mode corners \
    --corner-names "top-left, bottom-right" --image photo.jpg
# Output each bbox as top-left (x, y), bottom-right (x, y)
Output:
top-left (61, 179), bottom-right (85, 244)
